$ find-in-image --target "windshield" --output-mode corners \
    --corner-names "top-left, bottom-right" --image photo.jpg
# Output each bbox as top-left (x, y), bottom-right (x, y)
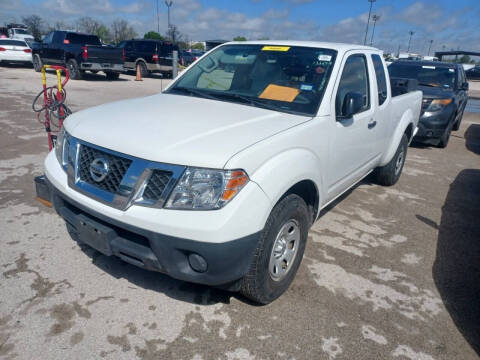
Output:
top-left (167, 44), bottom-right (337, 116)
top-left (389, 63), bottom-right (456, 89)
top-left (14, 29), bottom-right (29, 35)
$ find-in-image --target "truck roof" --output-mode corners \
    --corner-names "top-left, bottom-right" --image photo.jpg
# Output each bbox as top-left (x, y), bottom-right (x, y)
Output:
top-left (224, 40), bottom-right (380, 53)
top-left (392, 60), bottom-right (459, 68)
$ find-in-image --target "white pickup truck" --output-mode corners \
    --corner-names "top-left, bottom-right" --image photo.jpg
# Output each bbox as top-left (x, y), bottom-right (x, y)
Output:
top-left (43, 41), bottom-right (421, 304)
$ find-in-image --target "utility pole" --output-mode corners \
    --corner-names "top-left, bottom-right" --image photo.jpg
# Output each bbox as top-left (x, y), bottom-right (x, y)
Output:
top-left (363, 0), bottom-right (376, 45)
top-left (427, 39), bottom-right (433, 56)
top-left (370, 14), bottom-right (380, 46)
top-left (165, 0), bottom-right (173, 29)
top-left (407, 30), bottom-right (414, 53)
top-left (156, 0), bottom-right (160, 33)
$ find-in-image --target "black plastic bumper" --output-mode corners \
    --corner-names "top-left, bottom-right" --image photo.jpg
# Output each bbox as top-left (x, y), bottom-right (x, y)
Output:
top-left (415, 108), bottom-right (455, 143)
top-left (45, 178), bottom-right (261, 287)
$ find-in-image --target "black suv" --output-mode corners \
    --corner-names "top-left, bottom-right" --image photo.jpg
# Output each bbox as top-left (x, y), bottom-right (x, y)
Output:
top-left (118, 39), bottom-right (179, 77)
top-left (389, 60), bottom-right (469, 147)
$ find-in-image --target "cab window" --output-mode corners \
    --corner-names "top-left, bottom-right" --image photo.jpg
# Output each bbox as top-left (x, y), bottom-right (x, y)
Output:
top-left (371, 54), bottom-right (387, 105)
top-left (336, 54), bottom-right (370, 117)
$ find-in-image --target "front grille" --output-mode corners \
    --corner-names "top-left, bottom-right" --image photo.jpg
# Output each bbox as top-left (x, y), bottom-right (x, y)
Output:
top-left (78, 145), bottom-right (132, 194)
top-left (143, 170), bottom-right (173, 201)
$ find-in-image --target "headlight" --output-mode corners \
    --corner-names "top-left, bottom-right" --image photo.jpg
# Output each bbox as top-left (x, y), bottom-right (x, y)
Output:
top-left (55, 127), bottom-right (66, 165)
top-left (165, 168), bottom-right (249, 210)
top-left (426, 98), bottom-right (452, 112)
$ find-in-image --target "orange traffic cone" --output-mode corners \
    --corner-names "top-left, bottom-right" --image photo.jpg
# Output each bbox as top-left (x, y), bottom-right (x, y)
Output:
top-left (135, 63), bottom-right (142, 81)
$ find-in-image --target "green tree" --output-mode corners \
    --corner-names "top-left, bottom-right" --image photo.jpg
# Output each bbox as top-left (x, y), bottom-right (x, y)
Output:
top-left (144, 31), bottom-right (164, 40)
top-left (111, 19), bottom-right (137, 43)
top-left (21, 15), bottom-right (44, 41)
top-left (95, 25), bottom-right (111, 43)
top-left (233, 36), bottom-right (247, 41)
top-left (191, 42), bottom-right (205, 50)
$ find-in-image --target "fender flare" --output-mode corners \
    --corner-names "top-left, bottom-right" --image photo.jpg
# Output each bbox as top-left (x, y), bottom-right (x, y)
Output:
top-left (249, 148), bottom-right (323, 219)
top-left (379, 109), bottom-right (414, 166)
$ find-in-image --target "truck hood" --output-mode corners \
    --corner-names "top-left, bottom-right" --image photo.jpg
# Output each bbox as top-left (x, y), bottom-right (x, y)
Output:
top-left (65, 93), bottom-right (311, 168)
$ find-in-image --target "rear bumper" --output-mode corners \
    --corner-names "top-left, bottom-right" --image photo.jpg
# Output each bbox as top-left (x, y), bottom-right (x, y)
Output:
top-left (80, 63), bottom-right (124, 72)
top-left (0, 55), bottom-right (32, 62)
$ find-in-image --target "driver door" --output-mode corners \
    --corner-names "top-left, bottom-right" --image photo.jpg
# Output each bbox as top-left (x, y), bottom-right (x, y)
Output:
top-left (326, 52), bottom-right (377, 200)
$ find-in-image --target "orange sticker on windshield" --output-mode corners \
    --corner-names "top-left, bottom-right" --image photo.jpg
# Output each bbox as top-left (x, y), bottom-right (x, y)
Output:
top-left (261, 46), bottom-right (290, 52)
top-left (259, 84), bottom-right (300, 102)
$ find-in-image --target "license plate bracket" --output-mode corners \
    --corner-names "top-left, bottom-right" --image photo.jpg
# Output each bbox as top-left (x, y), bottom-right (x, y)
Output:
top-left (76, 214), bottom-right (115, 256)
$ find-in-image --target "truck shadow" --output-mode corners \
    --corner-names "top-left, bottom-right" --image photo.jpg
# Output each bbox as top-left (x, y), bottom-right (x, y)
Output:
top-left (432, 168), bottom-right (480, 355)
top-left (465, 124), bottom-right (480, 155)
top-left (75, 242), bottom-right (239, 305)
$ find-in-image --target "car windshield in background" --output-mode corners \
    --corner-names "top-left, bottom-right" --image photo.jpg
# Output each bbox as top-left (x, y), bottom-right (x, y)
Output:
top-left (14, 29), bottom-right (29, 34)
top-left (389, 63), bottom-right (456, 89)
top-left (168, 44), bottom-right (337, 116)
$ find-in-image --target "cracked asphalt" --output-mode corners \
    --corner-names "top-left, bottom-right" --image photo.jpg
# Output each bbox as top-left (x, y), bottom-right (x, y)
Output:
top-left (0, 66), bottom-right (479, 360)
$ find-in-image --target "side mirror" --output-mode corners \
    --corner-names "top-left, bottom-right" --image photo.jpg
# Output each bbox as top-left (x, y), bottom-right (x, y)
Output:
top-left (461, 82), bottom-right (469, 90)
top-left (339, 92), bottom-right (364, 119)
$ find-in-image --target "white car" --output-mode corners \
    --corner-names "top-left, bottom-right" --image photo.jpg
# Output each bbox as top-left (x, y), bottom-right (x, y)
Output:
top-left (42, 41), bottom-right (422, 304)
top-left (0, 39), bottom-right (32, 65)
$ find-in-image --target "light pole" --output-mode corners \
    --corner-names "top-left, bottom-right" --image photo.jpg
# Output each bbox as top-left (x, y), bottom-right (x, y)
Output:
top-left (363, 0), bottom-right (376, 45)
top-left (370, 14), bottom-right (380, 46)
top-left (165, 0), bottom-right (173, 29)
top-left (427, 39), bottom-right (433, 56)
top-left (156, 0), bottom-right (160, 33)
top-left (407, 30), bottom-right (414, 53)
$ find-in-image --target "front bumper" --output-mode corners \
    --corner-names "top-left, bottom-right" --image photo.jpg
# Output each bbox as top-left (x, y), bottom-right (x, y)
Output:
top-left (80, 63), bottom-right (124, 72)
top-left (414, 107), bottom-right (455, 143)
top-left (44, 151), bottom-right (271, 286)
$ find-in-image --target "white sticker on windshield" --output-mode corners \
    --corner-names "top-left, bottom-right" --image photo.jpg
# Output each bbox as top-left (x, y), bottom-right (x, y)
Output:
top-left (422, 66), bottom-right (436, 69)
top-left (318, 54), bottom-right (332, 61)
top-left (448, 68), bottom-right (455, 72)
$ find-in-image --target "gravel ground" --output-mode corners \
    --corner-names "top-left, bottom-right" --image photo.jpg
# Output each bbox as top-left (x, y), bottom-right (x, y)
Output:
top-left (0, 65), bottom-right (479, 360)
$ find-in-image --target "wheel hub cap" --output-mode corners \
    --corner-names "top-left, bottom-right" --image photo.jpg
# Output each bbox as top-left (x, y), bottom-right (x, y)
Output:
top-left (269, 219), bottom-right (300, 281)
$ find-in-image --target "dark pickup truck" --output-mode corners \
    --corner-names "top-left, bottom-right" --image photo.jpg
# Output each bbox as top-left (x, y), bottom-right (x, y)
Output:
top-left (32, 31), bottom-right (124, 80)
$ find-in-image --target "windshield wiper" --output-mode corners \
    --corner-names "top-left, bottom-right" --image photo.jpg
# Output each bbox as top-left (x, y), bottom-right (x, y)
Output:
top-left (213, 93), bottom-right (286, 112)
top-left (171, 87), bottom-right (221, 101)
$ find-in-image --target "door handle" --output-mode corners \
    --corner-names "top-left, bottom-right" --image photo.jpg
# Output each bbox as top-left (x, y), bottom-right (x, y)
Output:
top-left (368, 120), bottom-right (377, 129)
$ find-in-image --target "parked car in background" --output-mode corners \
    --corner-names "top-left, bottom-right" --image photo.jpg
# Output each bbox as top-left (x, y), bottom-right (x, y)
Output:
top-left (32, 31), bottom-right (124, 80)
top-left (118, 39), bottom-right (178, 77)
top-left (179, 50), bottom-right (195, 66)
top-left (42, 41), bottom-right (421, 304)
top-left (389, 60), bottom-right (469, 147)
top-left (466, 66), bottom-right (480, 80)
top-left (0, 38), bottom-right (32, 66)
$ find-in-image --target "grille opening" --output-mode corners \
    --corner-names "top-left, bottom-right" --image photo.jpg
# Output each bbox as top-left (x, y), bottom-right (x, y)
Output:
top-left (61, 197), bottom-right (150, 248)
top-left (142, 170), bottom-right (173, 201)
top-left (77, 144), bottom-right (132, 194)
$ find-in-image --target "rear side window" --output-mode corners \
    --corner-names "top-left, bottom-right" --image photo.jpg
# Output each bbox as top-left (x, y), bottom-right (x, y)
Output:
top-left (0, 40), bottom-right (26, 46)
top-left (137, 41), bottom-right (156, 53)
top-left (65, 33), bottom-right (101, 46)
top-left (371, 54), bottom-right (387, 105)
top-left (336, 54), bottom-right (370, 116)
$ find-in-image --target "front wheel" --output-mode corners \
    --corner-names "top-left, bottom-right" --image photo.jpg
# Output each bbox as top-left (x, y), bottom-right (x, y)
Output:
top-left (33, 54), bottom-right (43, 72)
top-left (438, 122), bottom-right (453, 148)
top-left (67, 58), bottom-right (83, 80)
top-left (240, 194), bottom-right (310, 304)
top-left (452, 110), bottom-right (464, 131)
top-left (374, 134), bottom-right (408, 186)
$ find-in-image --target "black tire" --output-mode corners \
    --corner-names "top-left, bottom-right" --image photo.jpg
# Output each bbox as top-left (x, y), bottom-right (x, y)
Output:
top-left (137, 61), bottom-right (149, 78)
top-left (240, 194), bottom-right (310, 304)
top-left (33, 54), bottom-right (43, 72)
top-left (452, 110), bottom-right (464, 131)
top-left (374, 133), bottom-right (408, 186)
top-left (67, 58), bottom-right (83, 80)
top-left (105, 72), bottom-right (120, 80)
top-left (438, 121), bottom-right (453, 148)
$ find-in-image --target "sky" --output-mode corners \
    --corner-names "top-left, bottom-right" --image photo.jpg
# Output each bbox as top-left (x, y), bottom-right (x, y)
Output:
top-left (1, 0), bottom-right (479, 54)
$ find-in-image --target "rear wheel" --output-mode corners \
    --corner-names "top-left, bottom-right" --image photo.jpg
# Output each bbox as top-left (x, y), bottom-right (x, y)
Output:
top-left (137, 61), bottom-right (149, 78)
top-left (67, 58), bottom-right (83, 80)
top-left (105, 72), bottom-right (120, 80)
top-left (240, 194), bottom-right (310, 304)
top-left (374, 134), bottom-right (408, 186)
top-left (33, 54), bottom-right (43, 72)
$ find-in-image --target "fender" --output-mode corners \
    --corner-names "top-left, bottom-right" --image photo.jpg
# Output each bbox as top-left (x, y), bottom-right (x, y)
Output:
top-left (379, 109), bottom-right (414, 166)
top-left (248, 148), bottom-right (323, 217)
